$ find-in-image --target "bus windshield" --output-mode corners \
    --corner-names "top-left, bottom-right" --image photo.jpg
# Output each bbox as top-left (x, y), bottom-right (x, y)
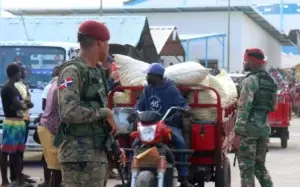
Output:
top-left (0, 46), bottom-right (65, 88)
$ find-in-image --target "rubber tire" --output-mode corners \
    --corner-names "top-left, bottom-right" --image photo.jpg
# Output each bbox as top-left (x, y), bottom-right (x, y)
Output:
top-left (135, 171), bottom-right (156, 187)
top-left (215, 156), bottom-right (231, 187)
top-left (195, 170), bottom-right (205, 187)
top-left (281, 138), bottom-right (288, 149)
top-left (297, 108), bottom-right (300, 117)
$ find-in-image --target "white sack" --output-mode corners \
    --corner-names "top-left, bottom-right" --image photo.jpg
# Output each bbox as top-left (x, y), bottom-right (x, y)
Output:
top-left (187, 75), bottom-right (228, 121)
top-left (216, 70), bottom-right (238, 101)
top-left (187, 89), bottom-right (217, 121)
top-left (198, 76), bottom-right (209, 86)
top-left (165, 62), bottom-right (210, 86)
top-left (187, 77), bottom-right (216, 121)
top-left (113, 92), bottom-right (131, 104)
top-left (209, 75), bottom-right (229, 104)
top-left (113, 54), bottom-right (149, 86)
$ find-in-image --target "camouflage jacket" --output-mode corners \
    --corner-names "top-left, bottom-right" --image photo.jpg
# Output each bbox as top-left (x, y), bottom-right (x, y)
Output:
top-left (57, 58), bottom-right (110, 163)
top-left (234, 74), bottom-right (274, 137)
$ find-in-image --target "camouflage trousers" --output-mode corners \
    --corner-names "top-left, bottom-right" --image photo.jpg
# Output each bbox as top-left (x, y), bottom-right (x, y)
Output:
top-left (237, 136), bottom-right (273, 187)
top-left (61, 161), bottom-right (109, 187)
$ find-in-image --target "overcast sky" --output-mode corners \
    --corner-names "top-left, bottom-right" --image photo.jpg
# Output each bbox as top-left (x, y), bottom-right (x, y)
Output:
top-left (2, 0), bottom-right (124, 9)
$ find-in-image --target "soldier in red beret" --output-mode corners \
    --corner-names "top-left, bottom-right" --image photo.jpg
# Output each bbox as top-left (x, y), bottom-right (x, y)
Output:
top-left (235, 48), bottom-right (276, 187)
top-left (55, 20), bottom-right (126, 187)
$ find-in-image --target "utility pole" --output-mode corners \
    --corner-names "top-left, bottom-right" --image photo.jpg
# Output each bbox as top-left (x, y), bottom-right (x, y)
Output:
top-left (99, 0), bottom-right (103, 16)
top-left (280, 0), bottom-right (284, 32)
top-left (0, 0), bottom-right (2, 18)
top-left (227, 0), bottom-right (231, 72)
top-left (0, 0), bottom-right (3, 41)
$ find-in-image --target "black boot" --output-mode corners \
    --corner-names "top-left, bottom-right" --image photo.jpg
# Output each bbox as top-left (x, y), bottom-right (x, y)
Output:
top-left (42, 155), bottom-right (50, 185)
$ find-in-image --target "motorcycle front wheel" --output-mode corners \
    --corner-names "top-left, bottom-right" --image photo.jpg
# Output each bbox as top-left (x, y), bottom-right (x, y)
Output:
top-left (135, 171), bottom-right (156, 187)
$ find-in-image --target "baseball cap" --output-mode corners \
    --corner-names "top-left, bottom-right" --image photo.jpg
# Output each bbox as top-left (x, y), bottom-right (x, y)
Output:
top-left (146, 63), bottom-right (165, 75)
top-left (106, 55), bottom-right (114, 64)
top-left (78, 20), bottom-right (110, 41)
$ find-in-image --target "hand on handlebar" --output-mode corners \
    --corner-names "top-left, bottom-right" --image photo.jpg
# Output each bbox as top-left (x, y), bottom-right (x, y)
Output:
top-left (172, 107), bottom-right (193, 116)
top-left (184, 107), bottom-right (194, 117)
top-left (127, 111), bottom-right (139, 124)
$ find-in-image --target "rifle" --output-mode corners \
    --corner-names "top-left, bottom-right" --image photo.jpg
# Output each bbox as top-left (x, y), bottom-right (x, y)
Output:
top-left (105, 134), bottom-right (126, 187)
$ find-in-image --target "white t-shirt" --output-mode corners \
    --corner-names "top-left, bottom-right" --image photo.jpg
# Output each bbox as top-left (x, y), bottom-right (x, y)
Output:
top-left (42, 83), bottom-right (52, 99)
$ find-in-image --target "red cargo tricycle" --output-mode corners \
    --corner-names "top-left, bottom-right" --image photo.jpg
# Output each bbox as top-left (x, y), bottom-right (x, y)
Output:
top-left (268, 90), bottom-right (291, 148)
top-left (108, 85), bottom-right (238, 187)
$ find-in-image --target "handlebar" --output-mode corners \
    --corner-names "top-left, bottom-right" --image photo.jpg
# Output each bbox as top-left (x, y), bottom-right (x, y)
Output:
top-left (161, 107), bottom-right (187, 121)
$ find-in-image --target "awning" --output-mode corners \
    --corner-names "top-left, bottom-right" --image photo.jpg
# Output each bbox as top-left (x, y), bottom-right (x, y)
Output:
top-left (180, 33), bottom-right (226, 41)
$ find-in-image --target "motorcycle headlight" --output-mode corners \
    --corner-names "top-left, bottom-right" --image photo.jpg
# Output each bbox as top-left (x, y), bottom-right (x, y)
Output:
top-left (138, 125), bottom-right (156, 143)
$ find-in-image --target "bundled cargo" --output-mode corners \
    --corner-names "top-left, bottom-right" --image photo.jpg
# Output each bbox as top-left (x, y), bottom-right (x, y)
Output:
top-left (112, 54), bottom-right (237, 121)
top-left (216, 70), bottom-right (238, 102)
top-left (208, 75), bottom-right (229, 104)
top-left (164, 62), bottom-right (210, 85)
top-left (113, 54), bottom-right (210, 86)
top-left (113, 92), bottom-right (130, 104)
top-left (114, 54), bottom-right (149, 86)
top-left (187, 75), bottom-right (224, 121)
top-left (187, 89), bottom-right (217, 121)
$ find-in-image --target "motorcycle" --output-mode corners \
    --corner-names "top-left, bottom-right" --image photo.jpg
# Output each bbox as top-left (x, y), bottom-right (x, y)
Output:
top-left (129, 107), bottom-right (189, 187)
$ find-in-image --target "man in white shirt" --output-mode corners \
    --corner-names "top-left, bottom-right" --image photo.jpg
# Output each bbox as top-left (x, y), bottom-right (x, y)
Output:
top-left (42, 83), bottom-right (52, 110)
top-left (42, 67), bottom-right (60, 111)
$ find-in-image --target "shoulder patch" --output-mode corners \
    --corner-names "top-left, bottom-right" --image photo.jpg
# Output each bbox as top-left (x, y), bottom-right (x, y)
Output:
top-left (58, 76), bottom-right (73, 90)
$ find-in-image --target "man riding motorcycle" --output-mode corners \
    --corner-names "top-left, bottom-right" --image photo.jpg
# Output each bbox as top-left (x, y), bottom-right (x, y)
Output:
top-left (132, 63), bottom-right (194, 187)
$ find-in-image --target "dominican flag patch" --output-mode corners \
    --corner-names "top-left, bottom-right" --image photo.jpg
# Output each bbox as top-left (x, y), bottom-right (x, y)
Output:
top-left (59, 76), bottom-right (73, 90)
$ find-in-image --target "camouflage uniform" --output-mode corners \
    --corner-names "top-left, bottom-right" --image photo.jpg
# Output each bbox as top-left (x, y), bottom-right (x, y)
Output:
top-left (235, 71), bottom-right (277, 187)
top-left (57, 57), bottom-right (111, 187)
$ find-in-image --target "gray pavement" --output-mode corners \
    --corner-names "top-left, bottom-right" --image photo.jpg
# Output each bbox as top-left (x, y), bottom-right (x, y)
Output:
top-left (7, 116), bottom-right (300, 187)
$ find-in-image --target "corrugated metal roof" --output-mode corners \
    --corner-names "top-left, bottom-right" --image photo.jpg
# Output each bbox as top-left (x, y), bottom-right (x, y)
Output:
top-left (150, 26), bottom-right (175, 54)
top-left (0, 41), bottom-right (78, 48)
top-left (2, 0), bottom-right (124, 9)
top-left (4, 5), bottom-right (293, 45)
top-left (179, 33), bottom-right (226, 41)
top-left (0, 16), bottom-right (147, 46)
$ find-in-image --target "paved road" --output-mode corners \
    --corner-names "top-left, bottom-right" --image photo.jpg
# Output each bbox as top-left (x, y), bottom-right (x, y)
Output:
top-left (6, 116), bottom-right (300, 187)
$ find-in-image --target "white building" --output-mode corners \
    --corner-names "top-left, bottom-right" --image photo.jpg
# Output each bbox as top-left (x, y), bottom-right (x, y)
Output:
top-left (4, 4), bottom-right (293, 71)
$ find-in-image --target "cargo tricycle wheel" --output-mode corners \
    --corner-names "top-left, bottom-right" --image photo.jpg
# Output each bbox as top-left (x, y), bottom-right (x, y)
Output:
top-left (281, 138), bottom-right (288, 148)
top-left (297, 108), bottom-right (300, 117)
top-left (135, 171), bottom-right (156, 187)
top-left (215, 156), bottom-right (231, 187)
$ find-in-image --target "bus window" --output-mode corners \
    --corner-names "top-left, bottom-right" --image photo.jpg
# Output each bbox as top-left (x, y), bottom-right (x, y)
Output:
top-left (0, 46), bottom-right (66, 88)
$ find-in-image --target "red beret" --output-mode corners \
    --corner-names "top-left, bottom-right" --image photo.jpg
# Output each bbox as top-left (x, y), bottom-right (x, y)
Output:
top-left (78, 20), bottom-right (110, 41)
top-left (244, 48), bottom-right (266, 64)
